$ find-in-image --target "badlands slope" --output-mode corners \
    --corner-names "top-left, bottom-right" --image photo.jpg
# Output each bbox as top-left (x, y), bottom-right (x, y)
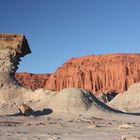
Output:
top-left (0, 34), bottom-right (140, 140)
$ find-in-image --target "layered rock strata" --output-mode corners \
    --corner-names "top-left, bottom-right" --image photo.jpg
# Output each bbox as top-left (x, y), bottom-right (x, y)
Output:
top-left (16, 73), bottom-right (50, 90)
top-left (16, 53), bottom-right (140, 95)
top-left (0, 34), bottom-right (31, 89)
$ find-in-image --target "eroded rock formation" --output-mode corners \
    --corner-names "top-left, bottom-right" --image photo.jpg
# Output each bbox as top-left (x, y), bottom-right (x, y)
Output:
top-left (16, 73), bottom-right (50, 90)
top-left (16, 53), bottom-right (140, 95)
top-left (0, 34), bottom-right (31, 89)
top-left (45, 54), bottom-right (140, 95)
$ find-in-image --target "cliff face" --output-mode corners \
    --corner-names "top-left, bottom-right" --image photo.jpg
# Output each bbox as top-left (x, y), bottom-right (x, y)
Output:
top-left (16, 53), bottom-right (140, 95)
top-left (15, 73), bottom-right (50, 90)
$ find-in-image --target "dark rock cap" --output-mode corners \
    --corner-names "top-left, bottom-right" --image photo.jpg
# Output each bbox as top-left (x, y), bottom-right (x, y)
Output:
top-left (0, 33), bottom-right (31, 57)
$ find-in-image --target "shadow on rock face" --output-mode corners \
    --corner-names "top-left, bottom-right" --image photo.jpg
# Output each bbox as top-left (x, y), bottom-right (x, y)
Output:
top-left (8, 108), bottom-right (53, 117)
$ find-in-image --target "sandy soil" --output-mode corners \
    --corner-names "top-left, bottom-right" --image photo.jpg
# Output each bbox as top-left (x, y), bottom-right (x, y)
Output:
top-left (0, 87), bottom-right (140, 140)
top-left (0, 113), bottom-right (140, 140)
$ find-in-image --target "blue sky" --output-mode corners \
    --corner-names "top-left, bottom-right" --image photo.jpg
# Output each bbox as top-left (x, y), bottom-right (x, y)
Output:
top-left (0, 0), bottom-right (140, 73)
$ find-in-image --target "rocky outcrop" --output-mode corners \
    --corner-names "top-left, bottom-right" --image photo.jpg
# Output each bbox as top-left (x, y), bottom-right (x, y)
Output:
top-left (16, 53), bottom-right (140, 95)
top-left (0, 34), bottom-right (31, 89)
top-left (45, 54), bottom-right (140, 95)
top-left (16, 73), bottom-right (50, 90)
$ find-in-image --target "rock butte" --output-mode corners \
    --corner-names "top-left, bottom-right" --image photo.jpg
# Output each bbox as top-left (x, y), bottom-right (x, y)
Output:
top-left (0, 33), bottom-right (31, 89)
top-left (16, 53), bottom-right (140, 95)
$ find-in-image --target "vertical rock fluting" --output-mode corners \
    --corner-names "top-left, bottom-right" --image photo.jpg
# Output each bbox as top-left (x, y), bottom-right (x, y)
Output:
top-left (44, 54), bottom-right (140, 95)
top-left (0, 34), bottom-right (31, 89)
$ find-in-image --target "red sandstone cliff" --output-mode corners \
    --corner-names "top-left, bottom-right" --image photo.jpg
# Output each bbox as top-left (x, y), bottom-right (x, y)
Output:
top-left (16, 53), bottom-right (140, 95)
top-left (15, 73), bottom-right (50, 90)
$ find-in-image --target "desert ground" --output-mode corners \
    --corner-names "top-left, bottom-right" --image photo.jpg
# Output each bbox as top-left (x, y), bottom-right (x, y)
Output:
top-left (1, 34), bottom-right (140, 140)
top-left (0, 113), bottom-right (140, 140)
top-left (0, 88), bottom-right (140, 140)
top-left (0, 114), bottom-right (140, 140)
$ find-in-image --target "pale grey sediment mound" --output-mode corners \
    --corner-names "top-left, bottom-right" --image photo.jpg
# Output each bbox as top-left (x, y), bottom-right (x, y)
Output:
top-left (47, 88), bottom-right (123, 116)
top-left (0, 86), bottom-right (124, 116)
top-left (0, 88), bottom-right (56, 115)
top-left (22, 89), bottom-right (56, 109)
top-left (47, 88), bottom-right (93, 114)
top-left (108, 83), bottom-right (140, 112)
top-left (89, 92), bottom-right (123, 113)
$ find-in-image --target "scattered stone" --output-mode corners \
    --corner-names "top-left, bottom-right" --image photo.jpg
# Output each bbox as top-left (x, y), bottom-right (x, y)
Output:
top-left (19, 103), bottom-right (33, 116)
top-left (87, 123), bottom-right (97, 129)
top-left (117, 124), bottom-right (134, 130)
top-left (120, 135), bottom-right (139, 140)
top-left (0, 121), bottom-right (21, 126)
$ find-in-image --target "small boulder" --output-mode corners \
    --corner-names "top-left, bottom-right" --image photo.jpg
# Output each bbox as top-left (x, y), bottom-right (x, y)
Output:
top-left (116, 124), bottom-right (134, 130)
top-left (19, 103), bottom-right (33, 116)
